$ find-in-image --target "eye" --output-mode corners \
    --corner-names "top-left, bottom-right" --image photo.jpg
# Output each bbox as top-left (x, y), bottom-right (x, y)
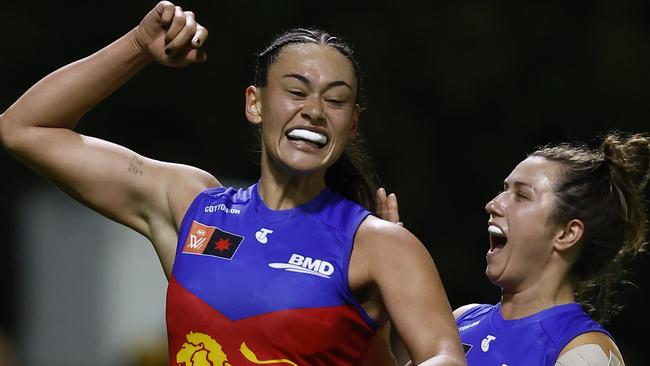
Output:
top-left (325, 98), bottom-right (345, 107)
top-left (515, 191), bottom-right (529, 201)
top-left (288, 90), bottom-right (306, 97)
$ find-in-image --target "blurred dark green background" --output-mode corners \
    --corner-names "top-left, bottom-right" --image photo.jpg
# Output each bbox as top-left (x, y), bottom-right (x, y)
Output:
top-left (1, 0), bottom-right (648, 364)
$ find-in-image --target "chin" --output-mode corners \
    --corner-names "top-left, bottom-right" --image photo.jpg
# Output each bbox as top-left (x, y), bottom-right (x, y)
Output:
top-left (485, 267), bottom-right (502, 287)
top-left (282, 155), bottom-right (336, 175)
top-left (264, 152), bottom-right (322, 176)
top-left (278, 160), bottom-right (327, 177)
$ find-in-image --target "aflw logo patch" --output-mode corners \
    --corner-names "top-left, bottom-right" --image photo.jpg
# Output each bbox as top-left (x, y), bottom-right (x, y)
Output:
top-left (268, 253), bottom-right (335, 278)
top-left (182, 220), bottom-right (244, 260)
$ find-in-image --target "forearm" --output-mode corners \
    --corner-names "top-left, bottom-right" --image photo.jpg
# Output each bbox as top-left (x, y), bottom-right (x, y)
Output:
top-left (1, 28), bottom-right (150, 146)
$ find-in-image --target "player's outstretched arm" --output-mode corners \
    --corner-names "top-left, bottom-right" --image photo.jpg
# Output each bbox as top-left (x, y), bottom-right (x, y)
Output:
top-left (0, 1), bottom-right (217, 275)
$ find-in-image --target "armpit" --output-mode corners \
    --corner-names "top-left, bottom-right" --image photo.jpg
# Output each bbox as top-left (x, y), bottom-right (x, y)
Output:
top-left (555, 344), bottom-right (623, 366)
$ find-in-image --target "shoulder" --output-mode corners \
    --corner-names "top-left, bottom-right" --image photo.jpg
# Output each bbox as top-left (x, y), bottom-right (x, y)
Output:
top-left (354, 216), bottom-right (436, 278)
top-left (161, 161), bottom-right (220, 188)
top-left (453, 303), bottom-right (482, 320)
top-left (557, 332), bottom-right (624, 365)
top-left (356, 215), bottom-right (424, 251)
top-left (152, 161), bottom-right (221, 226)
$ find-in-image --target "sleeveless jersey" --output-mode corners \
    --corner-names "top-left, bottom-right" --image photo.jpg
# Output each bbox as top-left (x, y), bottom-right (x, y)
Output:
top-left (456, 302), bottom-right (612, 366)
top-left (166, 183), bottom-right (377, 366)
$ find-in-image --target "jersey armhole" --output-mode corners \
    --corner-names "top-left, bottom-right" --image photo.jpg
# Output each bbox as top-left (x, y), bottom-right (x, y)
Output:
top-left (342, 213), bottom-right (379, 330)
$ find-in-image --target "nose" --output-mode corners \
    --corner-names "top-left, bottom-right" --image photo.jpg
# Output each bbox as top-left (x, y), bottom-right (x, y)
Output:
top-left (301, 96), bottom-right (325, 123)
top-left (485, 192), bottom-right (505, 217)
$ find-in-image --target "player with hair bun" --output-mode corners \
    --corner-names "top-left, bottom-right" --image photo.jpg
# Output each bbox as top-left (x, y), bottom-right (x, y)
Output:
top-left (383, 132), bottom-right (649, 366)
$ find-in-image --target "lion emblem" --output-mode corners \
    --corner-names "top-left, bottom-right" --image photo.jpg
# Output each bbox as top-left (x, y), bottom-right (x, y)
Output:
top-left (176, 332), bottom-right (298, 366)
top-left (177, 331), bottom-right (231, 366)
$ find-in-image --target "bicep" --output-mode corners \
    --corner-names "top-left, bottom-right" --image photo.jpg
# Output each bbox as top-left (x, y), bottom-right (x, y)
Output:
top-left (361, 220), bottom-right (464, 364)
top-left (5, 126), bottom-right (217, 237)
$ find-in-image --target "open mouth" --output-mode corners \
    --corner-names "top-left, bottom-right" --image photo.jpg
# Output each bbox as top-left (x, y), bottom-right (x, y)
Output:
top-left (286, 128), bottom-right (328, 148)
top-left (488, 225), bottom-right (507, 251)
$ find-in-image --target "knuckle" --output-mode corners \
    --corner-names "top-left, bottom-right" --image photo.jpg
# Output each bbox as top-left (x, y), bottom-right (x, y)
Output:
top-left (159, 2), bottom-right (174, 14)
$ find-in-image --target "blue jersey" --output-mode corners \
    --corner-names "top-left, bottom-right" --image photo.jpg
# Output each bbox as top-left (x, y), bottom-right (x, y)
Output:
top-left (456, 303), bottom-right (612, 366)
top-left (166, 183), bottom-right (377, 366)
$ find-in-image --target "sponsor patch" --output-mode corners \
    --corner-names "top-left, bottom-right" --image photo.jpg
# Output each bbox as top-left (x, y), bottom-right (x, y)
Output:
top-left (182, 220), bottom-right (244, 260)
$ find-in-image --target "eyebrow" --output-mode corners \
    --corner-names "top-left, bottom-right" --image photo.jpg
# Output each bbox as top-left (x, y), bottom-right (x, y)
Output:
top-left (282, 73), bottom-right (352, 91)
top-left (505, 180), bottom-right (535, 191)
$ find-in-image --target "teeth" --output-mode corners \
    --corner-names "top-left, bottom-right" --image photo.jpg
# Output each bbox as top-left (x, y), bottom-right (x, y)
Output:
top-left (287, 129), bottom-right (328, 145)
top-left (488, 225), bottom-right (505, 237)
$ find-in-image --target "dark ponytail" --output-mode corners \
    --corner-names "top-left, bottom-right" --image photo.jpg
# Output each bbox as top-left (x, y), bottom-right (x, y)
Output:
top-left (325, 136), bottom-right (379, 212)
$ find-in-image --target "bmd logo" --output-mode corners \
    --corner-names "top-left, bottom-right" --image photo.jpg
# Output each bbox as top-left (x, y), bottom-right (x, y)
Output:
top-left (268, 253), bottom-right (335, 278)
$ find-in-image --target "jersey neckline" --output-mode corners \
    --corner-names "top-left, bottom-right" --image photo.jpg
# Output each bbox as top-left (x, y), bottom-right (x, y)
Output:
top-left (492, 302), bottom-right (583, 329)
top-left (250, 181), bottom-right (334, 222)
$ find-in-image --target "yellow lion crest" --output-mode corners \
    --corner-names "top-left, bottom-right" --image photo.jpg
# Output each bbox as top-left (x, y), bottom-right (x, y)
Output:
top-left (177, 332), bottom-right (298, 366)
top-left (177, 331), bottom-right (231, 366)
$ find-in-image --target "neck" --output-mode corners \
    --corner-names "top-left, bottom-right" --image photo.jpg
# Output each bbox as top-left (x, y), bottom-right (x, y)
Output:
top-left (499, 262), bottom-right (576, 319)
top-left (258, 156), bottom-right (327, 210)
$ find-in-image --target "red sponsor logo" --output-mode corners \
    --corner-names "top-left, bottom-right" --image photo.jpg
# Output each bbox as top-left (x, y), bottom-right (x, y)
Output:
top-left (183, 221), bottom-right (216, 254)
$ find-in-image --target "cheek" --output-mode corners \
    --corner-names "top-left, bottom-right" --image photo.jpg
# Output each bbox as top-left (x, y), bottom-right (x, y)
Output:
top-left (264, 93), bottom-right (300, 118)
top-left (331, 129), bottom-right (354, 154)
top-left (260, 103), bottom-right (296, 136)
top-left (508, 211), bottom-right (549, 248)
top-left (330, 110), bottom-right (357, 134)
top-left (280, 98), bottom-right (302, 114)
top-left (512, 226), bottom-right (554, 263)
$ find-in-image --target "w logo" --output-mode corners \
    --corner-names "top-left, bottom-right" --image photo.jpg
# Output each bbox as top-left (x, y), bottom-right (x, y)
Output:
top-left (183, 221), bottom-right (216, 254)
top-left (187, 234), bottom-right (207, 249)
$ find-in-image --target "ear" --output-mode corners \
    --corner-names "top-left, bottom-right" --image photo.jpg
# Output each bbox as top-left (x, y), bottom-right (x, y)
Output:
top-left (553, 219), bottom-right (584, 252)
top-left (350, 103), bottom-right (361, 135)
top-left (245, 85), bottom-right (262, 125)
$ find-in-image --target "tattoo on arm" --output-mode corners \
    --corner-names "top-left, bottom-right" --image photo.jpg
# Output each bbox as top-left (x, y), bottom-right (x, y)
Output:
top-left (128, 154), bottom-right (144, 176)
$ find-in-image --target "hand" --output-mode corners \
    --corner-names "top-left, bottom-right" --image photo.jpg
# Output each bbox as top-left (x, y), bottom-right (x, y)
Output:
top-left (376, 188), bottom-right (402, 226)
top-left (135, 1), bottom-right (208, 66)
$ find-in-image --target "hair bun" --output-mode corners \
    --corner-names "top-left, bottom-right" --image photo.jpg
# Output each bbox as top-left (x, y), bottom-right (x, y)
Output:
top-left (601, 133), bottom-right (650, 190)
